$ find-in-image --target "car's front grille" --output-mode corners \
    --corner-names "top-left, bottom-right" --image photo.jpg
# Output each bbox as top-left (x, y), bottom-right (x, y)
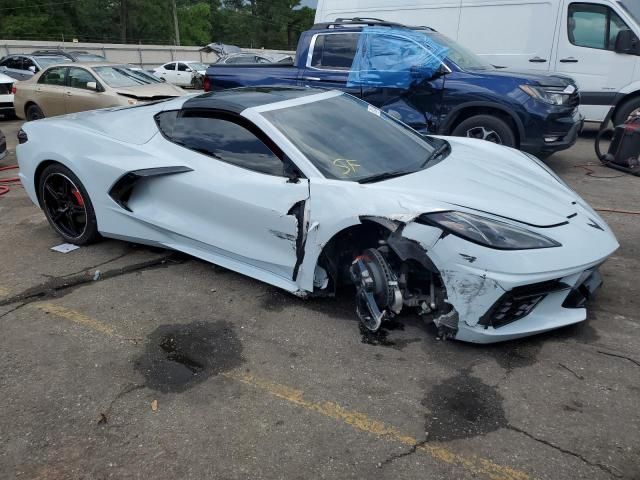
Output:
top-left (479, 280), bottom-right (570, 328)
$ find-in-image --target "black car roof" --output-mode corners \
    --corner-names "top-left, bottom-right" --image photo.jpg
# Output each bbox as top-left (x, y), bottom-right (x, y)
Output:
top-left (182, 87), bottom-right (328, 113)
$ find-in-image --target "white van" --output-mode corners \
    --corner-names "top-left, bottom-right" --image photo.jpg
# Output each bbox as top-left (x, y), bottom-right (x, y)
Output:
top-left (315, 0), bottom-right (640, 125)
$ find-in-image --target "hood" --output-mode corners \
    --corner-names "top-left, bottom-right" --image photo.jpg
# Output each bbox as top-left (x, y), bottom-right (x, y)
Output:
top-left (468, 68), bottom-right (576, 88)
top-left (376, 138), bottom-right (578, 227)
top-left (115, 82), bottom-right (185, 100)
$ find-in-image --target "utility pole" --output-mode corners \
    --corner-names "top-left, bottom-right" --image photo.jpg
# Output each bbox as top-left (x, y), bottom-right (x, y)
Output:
top-left (172, 0), bottom-right (181, 46)
top-left (120, 0), bottom-right (127, 43)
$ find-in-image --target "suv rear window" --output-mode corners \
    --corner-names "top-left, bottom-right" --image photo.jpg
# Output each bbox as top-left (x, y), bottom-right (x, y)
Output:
top-left (310, 33), bottom-right (359, 70)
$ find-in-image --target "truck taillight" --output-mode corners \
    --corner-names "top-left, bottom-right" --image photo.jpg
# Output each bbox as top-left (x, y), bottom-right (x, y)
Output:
top-left (203, 76), bottom-right (210, 92)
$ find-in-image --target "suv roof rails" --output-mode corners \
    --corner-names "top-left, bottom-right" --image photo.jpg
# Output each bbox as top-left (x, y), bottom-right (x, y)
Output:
top-left (31, 49), bottom-right (77, 59)
top-left (311, 17), bottom-right (409, 30)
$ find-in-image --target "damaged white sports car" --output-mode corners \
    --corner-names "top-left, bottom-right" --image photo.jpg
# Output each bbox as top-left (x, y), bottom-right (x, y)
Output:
top-left (16, 88), bottom-right (619, 343)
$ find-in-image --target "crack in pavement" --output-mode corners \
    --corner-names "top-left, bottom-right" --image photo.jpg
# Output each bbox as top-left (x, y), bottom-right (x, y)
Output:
top-left (0, 302), bottom-right (27, 319)
top-left (377, 436), bottom-right (429, 469)
top-left (507, 425), bottom-right (623, 478)
top-left (59, 250), bottom-right (134, 278)
top-left (558, 362), bottom-right (585, 380)
top-left (0, 253), bottom-right (183, 309)
top-left (98, 383), bottom-right (146, 425)
top-left (597, 350), bottom-right (640, 367)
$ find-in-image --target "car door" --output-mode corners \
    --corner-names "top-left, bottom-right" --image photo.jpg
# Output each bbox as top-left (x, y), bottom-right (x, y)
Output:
top-left (64, 67), bottom-right (105, 114)
top-left (158, 62), bottom-right (177, 83)
top-left (357, 32), bottom-right (447, 133)
top-left (299, 32), bottom-right (362, 96)
top-left (176, 62), bottom-right (192, 86)
top-left (34, 66), bottom-right (68, 116)
top-left (136, 110), bottom-right (309, 282)
top-left (555, 0), bottom-right (638, 120)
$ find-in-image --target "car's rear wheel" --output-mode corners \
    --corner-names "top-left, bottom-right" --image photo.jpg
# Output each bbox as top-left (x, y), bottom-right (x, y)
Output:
top-left (39, 164), bottom-right (100, 245)
top-left (26, 104), bottom-right (45, 121)
top-left (451, 114), bottom-right (516, 147)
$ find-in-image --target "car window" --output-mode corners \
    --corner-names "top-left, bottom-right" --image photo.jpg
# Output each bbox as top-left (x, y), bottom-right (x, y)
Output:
top-left (93, 66), bottom-right (152, 87)
top-left (177, 63), bottom-right (190, 71)
top-left (164, 63), bottom-right (176, 71)
top-left (35, 56), bottom-right (71, 68)
top-left (310, 33), bottom-right (359, 70)
top-left (23, 57), bottom-right (38, 72)
top-left (67, 67), bottom-right (99, 90)
top-left (155, 111), bottom-right (284, 176)
top-left (569, 3), bottom-right (631, 50)
top-left (39, 67), bottom-right (67, 86)
top-left (5, 56), bottom-right (23, 70)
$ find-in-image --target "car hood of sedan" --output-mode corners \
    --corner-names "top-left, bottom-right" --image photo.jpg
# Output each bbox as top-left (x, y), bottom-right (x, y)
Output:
top-left (377, 137), bottom-right (579, 228)
top-left (115, 82), bottom-right (185, 100)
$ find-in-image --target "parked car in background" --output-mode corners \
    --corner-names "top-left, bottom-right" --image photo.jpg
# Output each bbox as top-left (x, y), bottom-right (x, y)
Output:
top-left (0, 54), bottom-right (71, 81)
top-left (0, 72), bottom-right (15, 118)
top-left (316, 0), bottom-right (640, 125)
top-left (153, 61), bottom-right (208, 88)
top-left (218, 53), bottom-right (294, 64)
top-left (13, 62), bottom-right (185, 121)
top-left (31, 49), bottom-right (108, 62)
top-left (204, 18), bottom-right (583, 158)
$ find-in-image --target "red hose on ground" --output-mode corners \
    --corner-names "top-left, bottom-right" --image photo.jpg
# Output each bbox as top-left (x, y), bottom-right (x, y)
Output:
top-left (0, 165), bottom-right (21, 196)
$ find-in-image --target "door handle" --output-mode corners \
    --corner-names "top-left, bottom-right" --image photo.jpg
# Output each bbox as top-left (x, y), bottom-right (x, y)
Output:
top-left (529, 56), bottom-right (547, 63)
top-left (302, 76), bottom-right (321, 81)
top-left (560, 57), bottom-right (578, 63)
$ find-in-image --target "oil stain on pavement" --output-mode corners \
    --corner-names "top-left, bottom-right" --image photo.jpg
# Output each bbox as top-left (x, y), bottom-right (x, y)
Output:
top-left (135, 320), bottom-right (244, 393)
top-left (422, 367), bottom-right (507, 441)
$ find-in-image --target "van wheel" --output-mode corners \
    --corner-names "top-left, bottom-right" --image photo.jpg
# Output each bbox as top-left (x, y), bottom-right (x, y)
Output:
top-left (452, 115), bottom-right (516, 147)
top-left (26, 104), bottom-right (45, 121)
top-left (613, 97), bottom-right (640, 125)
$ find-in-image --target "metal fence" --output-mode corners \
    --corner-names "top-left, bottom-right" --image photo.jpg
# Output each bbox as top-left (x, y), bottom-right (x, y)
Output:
top-left (0, 39), bottom-right (294, 69)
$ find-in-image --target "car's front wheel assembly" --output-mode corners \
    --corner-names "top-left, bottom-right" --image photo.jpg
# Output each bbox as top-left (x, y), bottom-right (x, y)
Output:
top-left (39, 163), bottom-right (101, 245)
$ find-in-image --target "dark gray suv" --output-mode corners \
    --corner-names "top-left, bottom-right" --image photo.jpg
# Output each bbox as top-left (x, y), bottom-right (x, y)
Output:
top-left (0, 54), bottom-right (71, 81)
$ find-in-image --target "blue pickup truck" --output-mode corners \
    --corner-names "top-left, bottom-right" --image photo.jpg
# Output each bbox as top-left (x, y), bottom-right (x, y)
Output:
top-left (204, 18), bottom-right (583, 157)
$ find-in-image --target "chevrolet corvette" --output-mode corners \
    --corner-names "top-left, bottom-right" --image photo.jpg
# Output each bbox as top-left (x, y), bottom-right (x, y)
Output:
top-left (16, 88), bottom-right (619, 343)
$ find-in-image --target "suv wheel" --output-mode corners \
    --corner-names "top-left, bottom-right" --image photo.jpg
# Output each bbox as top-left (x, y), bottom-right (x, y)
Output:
top-left (451, 115), bottom-right (516, 147)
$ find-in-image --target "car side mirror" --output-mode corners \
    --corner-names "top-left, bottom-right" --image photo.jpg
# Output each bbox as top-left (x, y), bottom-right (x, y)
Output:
top-left (615, 29), bottom-right (639, 55)
top-left (86, 81), bottom-right (98, 91)
top-left (283, 157), bottom-right (302, 183)
top-left (28, 66), bottom-right (36, 73)
top-left (185, 68), bottom-right (193, 72)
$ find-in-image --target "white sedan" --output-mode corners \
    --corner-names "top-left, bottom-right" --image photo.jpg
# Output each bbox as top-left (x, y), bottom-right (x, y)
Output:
top-left (153, 61), bottom-right (207, 87)
top-left (16, 88), bottom-right (618, 343)
top-left (0, 72), bottom-right (14, 117)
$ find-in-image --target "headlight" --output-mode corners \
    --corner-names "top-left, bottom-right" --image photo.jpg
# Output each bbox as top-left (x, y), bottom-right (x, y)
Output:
top-left (419, 211), bottom-right (561, 250)
top-left (520, 85), bottom-right (572, 106)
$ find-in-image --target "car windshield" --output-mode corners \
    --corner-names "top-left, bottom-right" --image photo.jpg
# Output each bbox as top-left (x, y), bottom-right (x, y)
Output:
top-left (423, 31), bottom-right (494, 71)
top-left (188, 62), bottom-right (208, 71)
top-left (618, 0), bottom-right (640, 24)
top-left (261, 93), bottom-right (440, 182)
top-left (92, 66), bottom-right (155, 87)
top-left (37, 56), bottom-right (72, 67)
top-left (76, 54), bottom-right (107, 62)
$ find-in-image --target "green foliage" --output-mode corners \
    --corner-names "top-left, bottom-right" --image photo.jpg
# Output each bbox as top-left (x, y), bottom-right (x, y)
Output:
top-left (0, 0), bottom-right (315, 48)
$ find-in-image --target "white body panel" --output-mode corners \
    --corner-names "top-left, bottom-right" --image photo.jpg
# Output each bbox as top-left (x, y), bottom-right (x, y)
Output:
top-left (16, 91), bottom-right (618, 343)
top-left (315, 0), bottom-right (640, 122)
top-left (0, 72), bottom-right (14, 113)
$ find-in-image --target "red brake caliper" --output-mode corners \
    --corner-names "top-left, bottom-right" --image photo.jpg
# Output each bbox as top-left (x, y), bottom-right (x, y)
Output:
top-left (71, 190), bottom-right (84, 207)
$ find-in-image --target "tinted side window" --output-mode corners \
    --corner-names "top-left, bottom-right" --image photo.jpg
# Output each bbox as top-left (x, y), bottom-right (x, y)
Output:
top-left (67, 67), bottom-right (98, 90)
top-left (39, 67), bottom-right (67, 85)
top-left (177, 63), bottom-right (189, 71)
top-left (311, 33), bottom-right (359, 69)
top-left (164, 63), bottom-right (176, 70)
top-left (156, 111), bottom-right (284, 176)
top-left (569, 3), bottom-right (630, 50)
top-left (6, 56), bottom-right (23, 70)
top-left (23, 58), bottom-right (38, 72)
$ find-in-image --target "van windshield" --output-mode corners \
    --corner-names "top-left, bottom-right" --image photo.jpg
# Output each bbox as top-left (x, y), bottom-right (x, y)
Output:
top-left (618, 0), bottom-right (640, 24)
top-left (423, 31), bottom-right (494, 71)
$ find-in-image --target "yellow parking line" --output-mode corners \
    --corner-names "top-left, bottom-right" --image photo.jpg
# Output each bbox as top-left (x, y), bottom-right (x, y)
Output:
top-left (0, 286), bottom-right (9, 297)
top-left (226, 372), bottom-right (531, 480)
top-left (36, 303), bottom-right (116, 337)
top-left (35, 302), bottom-right (531, 480)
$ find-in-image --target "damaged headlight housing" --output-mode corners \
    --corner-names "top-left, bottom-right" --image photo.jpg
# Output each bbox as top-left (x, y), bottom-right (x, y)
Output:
top-left (420, 211), bottom-right (561, 250)
top-left (520, 85), bottom-right (571, 106)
